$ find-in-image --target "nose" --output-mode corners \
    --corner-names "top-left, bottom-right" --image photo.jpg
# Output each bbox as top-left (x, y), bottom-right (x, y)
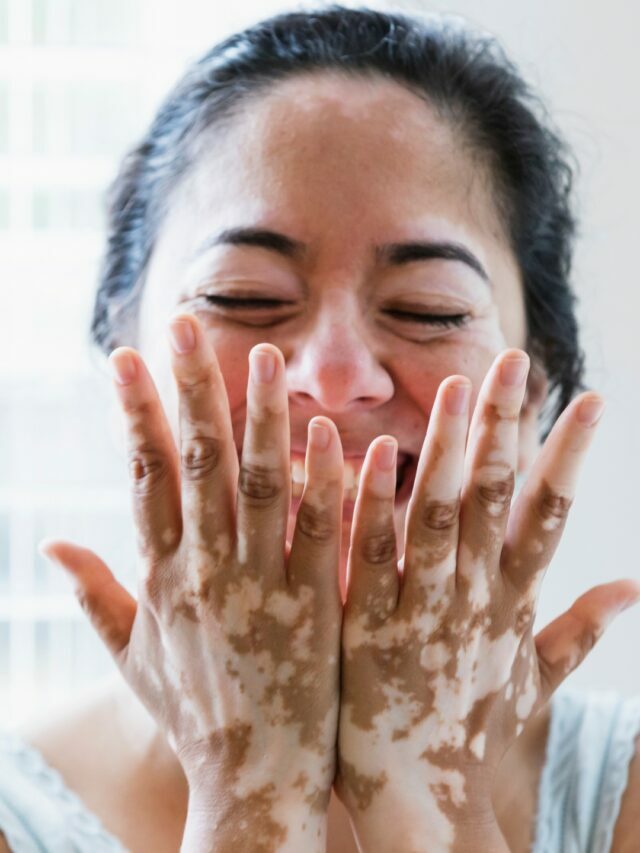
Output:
top-left (285, 316), bottom-right (394, 414)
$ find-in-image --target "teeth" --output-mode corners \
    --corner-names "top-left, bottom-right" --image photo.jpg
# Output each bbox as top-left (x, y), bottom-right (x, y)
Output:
top-left (291, 459), bottom-right (305, 485)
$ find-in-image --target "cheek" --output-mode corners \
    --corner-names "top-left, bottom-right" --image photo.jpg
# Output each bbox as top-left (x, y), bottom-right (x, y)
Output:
top-left (203, 328), bottom-right (251, 407)
top-left (201, 325), bottom-right (254, 449)
top-left (393, 329), bottom-right (507, 416)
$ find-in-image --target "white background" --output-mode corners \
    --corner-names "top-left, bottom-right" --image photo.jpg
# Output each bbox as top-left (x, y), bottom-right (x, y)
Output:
top-left (1, 0), bottom-right (639, 727)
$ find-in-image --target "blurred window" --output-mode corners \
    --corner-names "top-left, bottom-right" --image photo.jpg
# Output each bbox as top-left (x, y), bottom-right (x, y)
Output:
top-left (0, 0), bottom-right (158, 729)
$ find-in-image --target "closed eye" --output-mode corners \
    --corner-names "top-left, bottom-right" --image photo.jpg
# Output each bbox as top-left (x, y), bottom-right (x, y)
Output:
top-left (383, 309), bottom-right (469, 328)
top-left (201, 296), bottom-right (469, 331)
top-left (203, 295), bottom-right (294, 309)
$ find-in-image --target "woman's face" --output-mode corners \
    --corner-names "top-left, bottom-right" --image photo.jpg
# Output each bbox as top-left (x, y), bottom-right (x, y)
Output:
top-left (136, 72), bottom-right (543, 590)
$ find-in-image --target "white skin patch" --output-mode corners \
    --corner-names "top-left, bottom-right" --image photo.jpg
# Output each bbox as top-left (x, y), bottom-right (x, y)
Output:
top-left (275, 661), bottom-right (295, 684)
top-left (161, 527), bottom-right (178, 546)
top-left (468, 732), bottom-right (486, 761)
top-left (236, 530), bottom-right (248, 565)
top-left (515, 668), bottom-right (537, 719)
top-left (264, 586), bottom-right (313, 627)
top-left (220, 577), bottom-right (264, 635)
top-left (529, 538), bottom-right (544, 555)
top-left (541, 514), bottom-right (562, 531)
top-left (420, 641), bottom-right (451, 671)
top-left (453, 627), bottom-right (519, 708)
top-left (458, 545), bottom-right (491, 611)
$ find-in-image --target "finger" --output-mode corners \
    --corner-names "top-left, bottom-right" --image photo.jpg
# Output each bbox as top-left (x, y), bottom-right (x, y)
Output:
top-left (535, 579), bottom-right (640, 701)
top-left (502, 392), bottom-right (605, 593)
top-left (168, 314), bottom-right (238, 550)
top-left (288, 418), bottom-right (343, 611)
top-left (400, 377), bottom-right (470, 613)
top-left (40, 539), bottom-right (136, 657)
top-left (110, 347), bottom-right (182, 563)
top-left (459, 351), bottom-right (530, 583)
top-left (236, 344), bottom-right (290, 577)
top-left (346, 437), bottom-right (399, 627)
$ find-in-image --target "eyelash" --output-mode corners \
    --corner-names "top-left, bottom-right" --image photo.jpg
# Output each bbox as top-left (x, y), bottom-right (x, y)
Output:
top-left (203, 295), bottom-right (470, 328)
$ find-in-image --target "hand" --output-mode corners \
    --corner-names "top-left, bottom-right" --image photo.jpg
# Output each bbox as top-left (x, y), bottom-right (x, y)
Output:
top-left (336, 349), bottom-right (640, 853)
top-left (41, 314), bottom-right (344, 852)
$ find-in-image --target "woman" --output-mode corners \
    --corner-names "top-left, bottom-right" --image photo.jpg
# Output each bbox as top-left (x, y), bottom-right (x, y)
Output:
top-left (1, 6), bottom-right (639, 851)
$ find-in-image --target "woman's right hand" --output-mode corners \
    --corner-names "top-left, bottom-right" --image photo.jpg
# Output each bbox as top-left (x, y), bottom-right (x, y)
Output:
top-left (40, 314), bottom-right (344, 853)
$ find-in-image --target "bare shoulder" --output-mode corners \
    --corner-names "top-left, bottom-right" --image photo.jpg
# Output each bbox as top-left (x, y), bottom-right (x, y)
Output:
top-left (18, 677), bottom-right (189, 853)
top-left (0, 833), bottom-right (11, 853)
top-left (611, 731), bottom-right (640, 853)
top-left (20, 679), bottom-right (121, 790)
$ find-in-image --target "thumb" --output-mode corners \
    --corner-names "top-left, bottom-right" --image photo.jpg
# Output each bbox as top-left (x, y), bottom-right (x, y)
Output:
top-left (40, 539), bottom-right (136, 657)
top-left (535, 579), bottom-right (640, 701)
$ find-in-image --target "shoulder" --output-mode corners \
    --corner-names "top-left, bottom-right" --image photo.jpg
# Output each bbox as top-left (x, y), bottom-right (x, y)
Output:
top-left (0, 834), bottom-right (11, 853)
top-left (611, 731), bottom-right (640, 852)
top-left (19, 676), bottom-right (125, 791)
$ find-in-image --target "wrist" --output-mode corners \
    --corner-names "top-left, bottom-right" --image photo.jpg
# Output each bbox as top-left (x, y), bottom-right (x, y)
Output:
top-left (182, 787), bottom-right (329, 853)
top-left (450, 822), bottom-right (509, 853)
top-left (351, 819), bottom-right (508, 853)
top-left (344, 778), bottom-right (505, 853)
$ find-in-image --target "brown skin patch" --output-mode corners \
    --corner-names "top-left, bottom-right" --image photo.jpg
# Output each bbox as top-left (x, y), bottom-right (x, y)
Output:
top-left (292, 771), bottom-right (331, 815)
top-left (174, 598), bottom-right (200, 623)
top-left (338, 759), bottom-right (388, 811)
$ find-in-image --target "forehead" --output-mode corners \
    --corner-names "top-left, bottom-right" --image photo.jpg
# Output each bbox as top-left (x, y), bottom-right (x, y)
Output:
top-left (170, 72), bottom-right (508, 263)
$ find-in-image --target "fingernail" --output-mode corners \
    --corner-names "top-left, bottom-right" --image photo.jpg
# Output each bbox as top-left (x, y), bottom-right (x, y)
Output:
top-left (577, 397), bottom-right (605, 426)
top-left (250, 348), bottom-right (276, 384)
top-left (445, 383), bottom-right (470, 416)
top-left (500, 357), bottom-right (529, 387)
top-left (309, 420), bottom-right (331, 451)
top-left (109, 350), bottom-right (137, 385)
top-left (168, 318), bottom-right (196, 354)
top-left (376, 439), bottom-right (397, 471)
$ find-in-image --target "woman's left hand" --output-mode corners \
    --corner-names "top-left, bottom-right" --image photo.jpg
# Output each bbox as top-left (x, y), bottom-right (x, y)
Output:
top-left (336, 348), bottom-right (640, 853)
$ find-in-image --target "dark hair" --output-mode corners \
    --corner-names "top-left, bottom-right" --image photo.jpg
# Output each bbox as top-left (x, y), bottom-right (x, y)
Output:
top-left (91, 4), bottom-right (584, 432)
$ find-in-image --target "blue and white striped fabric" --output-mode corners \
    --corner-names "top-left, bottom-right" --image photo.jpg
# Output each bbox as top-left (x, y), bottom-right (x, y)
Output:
top-left (0, 734), bottom-right (126, 852)
top-left (532, 689), bottom-right (640, 852)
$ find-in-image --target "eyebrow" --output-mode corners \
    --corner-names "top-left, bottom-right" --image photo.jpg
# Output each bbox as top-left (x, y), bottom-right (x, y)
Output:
top-left (193, 226), bottom-right (490, 284)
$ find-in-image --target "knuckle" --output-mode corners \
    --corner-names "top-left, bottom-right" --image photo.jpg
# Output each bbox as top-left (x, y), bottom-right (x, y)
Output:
top-left (419, 498), bottom-right (459, 532)
top-left (360, 529), bottom-right (397, 565)
top-left (486, 402), bottom-right (520, 424)
top-left (296, 501), bottom-right (335, 543)
top-left (475, 470), bottom-right (515, 516)
top-left (181, 437), bottom-right (221, 481)
top-left (238, 463), bottom-right (284, 506)
top-left (128, 446), bottom-right (170, 495)
top-left (175, 366), bottom-right (211, 393)
top-left (121, 398), bottom-right (154, 419)
top-left (535, 484), bottom-right (572, 527)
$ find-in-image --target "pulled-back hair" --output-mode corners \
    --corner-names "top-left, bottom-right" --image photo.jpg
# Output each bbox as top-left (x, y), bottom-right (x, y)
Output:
top-left (91, 4), bottom-right (584, 433)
